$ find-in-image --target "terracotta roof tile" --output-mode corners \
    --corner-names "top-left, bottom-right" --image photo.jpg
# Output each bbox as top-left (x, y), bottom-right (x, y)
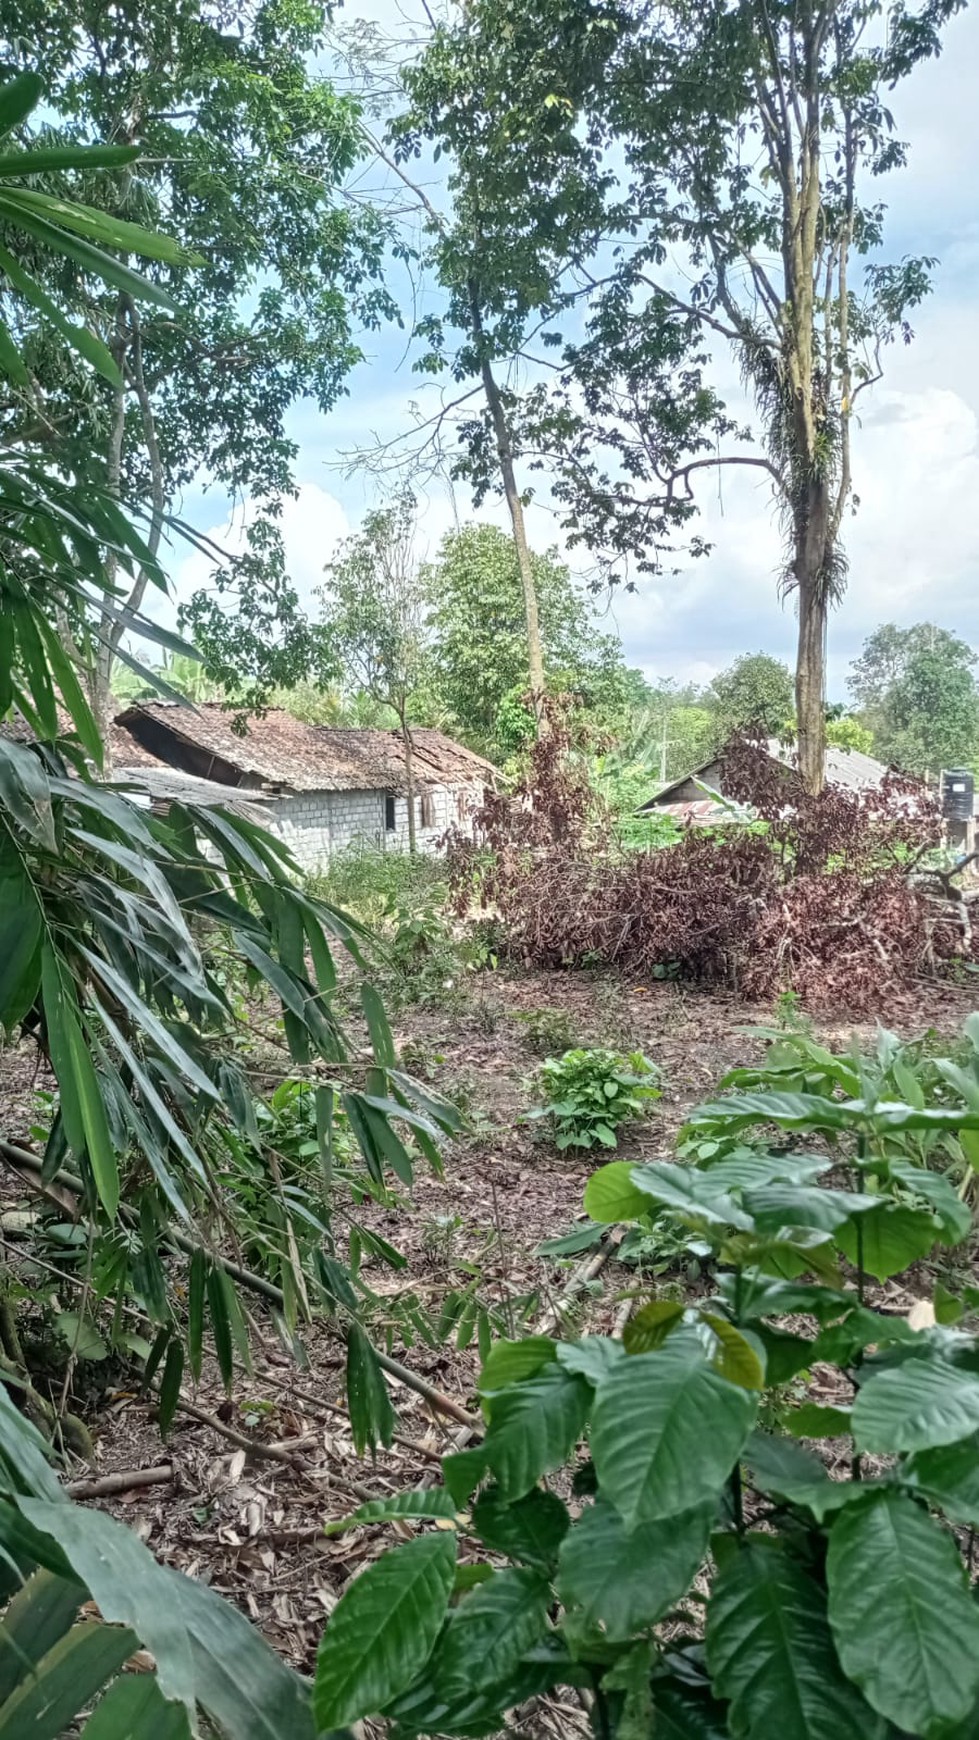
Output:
top-left (115, 703), bottom-right (497, 794)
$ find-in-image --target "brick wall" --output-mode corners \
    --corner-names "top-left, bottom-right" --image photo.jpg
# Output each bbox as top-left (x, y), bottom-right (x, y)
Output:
top-left (265, 782), bottom-right (484, 871)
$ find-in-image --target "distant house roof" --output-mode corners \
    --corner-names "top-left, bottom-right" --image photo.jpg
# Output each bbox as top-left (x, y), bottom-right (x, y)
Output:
top-left (115, 702), bottom-right (498, 795)
top-left (641, 736), bottom-right (890, 814)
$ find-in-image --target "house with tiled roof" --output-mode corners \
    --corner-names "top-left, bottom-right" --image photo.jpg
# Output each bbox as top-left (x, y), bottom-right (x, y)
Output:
top-left (115, 702), bottom-right (497, 868)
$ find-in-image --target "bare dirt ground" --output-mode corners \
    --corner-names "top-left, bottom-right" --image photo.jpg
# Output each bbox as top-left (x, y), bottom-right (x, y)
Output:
top-left (1, 965), bottom-right (976, 1724)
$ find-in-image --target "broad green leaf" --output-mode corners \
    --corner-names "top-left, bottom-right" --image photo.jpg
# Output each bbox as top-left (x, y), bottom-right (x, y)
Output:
top-left (852, 1358), bottom-right (979, 1453)
top-left (630, 1161), bottom-right (754, 1228)
top-left (583, 1161), bottom-right (649, 1223)
top-left (623, 1300), bottom-right (686, 1354)
top-left (80, 1674), bottom-right (194, 1740)
top-left (706, 1537), bottom-right (881, 1740)
top-left (558, 1498), bottom-right (712, 1640)
top-left (153, 1559), bottom-right (318, 1740)
top-left (54, 1312), bottom-right (107, 1363)
top-left (443, 1445), bottom-right (489, 1509)
top-left (431, 1567), bottom-right (550, 1708)
top-left (752, 1324), bottom-right (814, 1383)
top-left (478, 1337), bottom-right (557, 1410)
top-left (743, 1184), bottom-right (859, 1235)
top-left (482, 1367), bottom-right (590, 1502)
top-left (0, 1381), bottom-right (63, 1501)
top-left (9, 188), bottom-right (195, 264)
top-left (345, 1324), bottom-right (395, 1456)
top-left (325, 1489), bottom-right (459, 1536)
top-left (743, 1431), bottom-right (874, 1522)
top-left (787, 1403), bottom-right (852, 1438)
top-left (905, 1432), bottom-right (979, 1524)
top-left (886, 1158), bottom-right (972, 1244)
top-left (827, 1489), bottom-right (979, 1733)
top-left (314, 1532), bottom-right (456, 1729)
top-left (590, 1341), bottom-right (757, 1527)
top-left (0, 1619), bottom-right (137, 1739)
top-left (699, 1314), bottom-right (766, 1387)
top-left (836, 1202), bottom-right (940, 1280)
top-left (556, 1336), bottom-right (625, 1383)
top-left (0, 142), bottom-right (138, 174)
top-left (697, 1150), bottom-right (831, 1191)
top-left (0, 195), bottom-right (177, 310)
top-left (471, 1486), bottom-right (570, 1570)
top-left (651, 1678), bottom-right (730, 1739)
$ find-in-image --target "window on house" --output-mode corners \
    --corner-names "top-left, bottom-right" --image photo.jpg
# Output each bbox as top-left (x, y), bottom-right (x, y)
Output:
top-left (384, 794), bottom-right (396, 831)
top-left (456, 791), bottom-right (468, 823)
top-left (418, 792), bottom-right (436, 830)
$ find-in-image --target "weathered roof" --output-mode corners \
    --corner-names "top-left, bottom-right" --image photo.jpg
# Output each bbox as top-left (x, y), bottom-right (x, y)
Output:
top-left (115, 702), bottom-right (497, 794)
top-left (1, 708), bottom-right (270, 814)
top-left (110, 764), bottom-right (274, 814)
top-left (642, 736), bottom-right (890, 810)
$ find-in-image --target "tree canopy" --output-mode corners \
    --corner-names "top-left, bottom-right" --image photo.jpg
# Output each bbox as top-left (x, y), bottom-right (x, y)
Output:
top-left (423, 523), bottom-right (630, 759)
top-left (392, 0), bottom-right (964, 789)
top-left (0, 0), bottom-right (392, 720)
top-left (850, 623), bottom-right (979, 775)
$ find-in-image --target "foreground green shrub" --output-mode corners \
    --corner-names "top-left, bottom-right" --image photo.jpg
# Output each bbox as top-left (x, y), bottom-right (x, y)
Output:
top-left (312, 1022), bottom-right (979, 1738)
top-left (529, 1048), bottom-right (660, 1150)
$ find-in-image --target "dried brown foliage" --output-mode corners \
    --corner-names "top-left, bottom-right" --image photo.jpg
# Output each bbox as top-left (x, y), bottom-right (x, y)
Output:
top-left (449, 717), bottom-right (966, 1012)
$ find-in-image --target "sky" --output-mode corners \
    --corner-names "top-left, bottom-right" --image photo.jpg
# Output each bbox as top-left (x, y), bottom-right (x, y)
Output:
top-left (168, 0), bottom-right (979, 704)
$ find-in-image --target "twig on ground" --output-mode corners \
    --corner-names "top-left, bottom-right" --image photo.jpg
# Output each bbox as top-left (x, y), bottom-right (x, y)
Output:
top-left (68, 1464), bottom-right (174, 1499)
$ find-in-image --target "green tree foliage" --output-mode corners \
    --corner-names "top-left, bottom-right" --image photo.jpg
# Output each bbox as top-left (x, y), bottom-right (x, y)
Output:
top-left (708, 653), bottom-right (795, 740)
top-left (395, 0), bottom-right (963, 792)
top-left (825, 712), bottom-right (875, 754)
top-left (320, 495), bottom-right (431, 848)
top-left (0, 61), bottom-right (460, 1557)
top-left (0, 0), bottom-right (392, 720)
top-left (850, 623), bottom-right (979, 774)
top-left (424, 523), bottom-right (629, 758)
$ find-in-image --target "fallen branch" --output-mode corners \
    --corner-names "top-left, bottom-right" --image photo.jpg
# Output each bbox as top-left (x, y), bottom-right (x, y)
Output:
top-left (68, 1464), bottom-right (173, 1499)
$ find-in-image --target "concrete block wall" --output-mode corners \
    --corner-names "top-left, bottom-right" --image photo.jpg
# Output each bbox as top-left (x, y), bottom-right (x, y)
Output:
top-left (265, 782), bottom-right (484, 871)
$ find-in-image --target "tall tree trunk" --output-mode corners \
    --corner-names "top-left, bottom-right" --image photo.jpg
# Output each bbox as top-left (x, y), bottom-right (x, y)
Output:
top-left (795, 572), bottom-right (827, 796)
top-left (790, 454), bottom-right (832, 793)
top-left (468, 282), bottom-right (546, 726)
top-left (402, 716), bottom-right (417, 854)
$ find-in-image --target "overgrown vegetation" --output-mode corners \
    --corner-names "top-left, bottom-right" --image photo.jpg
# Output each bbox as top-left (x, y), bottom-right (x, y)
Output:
top-left (311, 1015), bottom-right (979, 1738)
top-left (451, 717), bottom-right (970, 1011)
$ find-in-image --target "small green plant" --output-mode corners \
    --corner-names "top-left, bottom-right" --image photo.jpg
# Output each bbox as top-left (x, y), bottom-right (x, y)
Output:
top-left (513, 1005), bottom-right (576, 1055)
top-left (529, 1047), bottom-right (660, 1150)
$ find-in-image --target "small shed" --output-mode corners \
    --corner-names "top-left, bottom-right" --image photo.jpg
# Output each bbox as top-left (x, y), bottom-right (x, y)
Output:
top-left (114, 703), bottom-right (496, 869)
top-left (640, 737), bottom-right (890, 824)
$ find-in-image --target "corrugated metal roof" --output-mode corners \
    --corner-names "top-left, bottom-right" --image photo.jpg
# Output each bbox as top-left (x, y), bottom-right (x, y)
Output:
top-left (111, 764), bottom-right (273, 813)
top-left (116, 703), bottom-right (497, 794)
top-left (643, 736), bottom-right (891, 811)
